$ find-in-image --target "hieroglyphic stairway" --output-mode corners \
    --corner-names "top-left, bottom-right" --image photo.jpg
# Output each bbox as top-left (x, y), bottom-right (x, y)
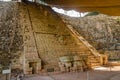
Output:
top-left (19, 2), bottom-right (102, 72)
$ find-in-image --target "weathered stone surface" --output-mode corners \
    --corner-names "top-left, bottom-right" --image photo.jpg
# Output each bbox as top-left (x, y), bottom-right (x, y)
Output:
top-left (0, 2), bottom-right (23, 66)
top-left (60, 14), bottom-right (120, 51)
top-left (19, 3), bottom-right (101, 72)
top-left (0, 2), bottom-right (104, 75)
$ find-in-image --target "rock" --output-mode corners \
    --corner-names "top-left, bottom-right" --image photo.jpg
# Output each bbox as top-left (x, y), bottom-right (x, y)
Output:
top-left (0, 2), bottom-right (23, 66)
top-left (60, 14), bottom-right (120, 51)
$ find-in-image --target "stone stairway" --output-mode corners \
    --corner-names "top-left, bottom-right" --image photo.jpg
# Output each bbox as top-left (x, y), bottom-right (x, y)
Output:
top-left (62, 23), bottom-right (102, 68)
top-left (88, 56), bottom-right (101, 67)
top-left (20, 2), bottom-right (102, 71)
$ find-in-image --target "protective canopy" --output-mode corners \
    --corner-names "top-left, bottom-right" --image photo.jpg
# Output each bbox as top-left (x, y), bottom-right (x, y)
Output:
top-left (43, 0), bottom-right (120, 16)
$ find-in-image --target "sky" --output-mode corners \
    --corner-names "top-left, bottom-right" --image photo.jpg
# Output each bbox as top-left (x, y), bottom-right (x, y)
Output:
top-left (52, 7), bottom-right (87, 17)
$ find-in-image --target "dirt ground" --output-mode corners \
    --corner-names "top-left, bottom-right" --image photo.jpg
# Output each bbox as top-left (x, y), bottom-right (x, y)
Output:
top-left (24, 66), bottom-right (120, 80)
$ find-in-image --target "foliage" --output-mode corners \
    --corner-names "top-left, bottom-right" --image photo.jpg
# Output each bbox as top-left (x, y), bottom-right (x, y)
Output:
top-left (84, 12), bottom-right (99, 17)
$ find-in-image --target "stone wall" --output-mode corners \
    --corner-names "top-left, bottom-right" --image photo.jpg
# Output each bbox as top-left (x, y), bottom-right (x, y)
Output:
top-left (19, 3), bottom-right (42, 74)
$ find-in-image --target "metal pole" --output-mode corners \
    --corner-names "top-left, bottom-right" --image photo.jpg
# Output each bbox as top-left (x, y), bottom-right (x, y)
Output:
top-left (6, 74), bottom-right (7, 80)
top-left (110, 64), bottom-right (112, 71)
top-left (8, 64), bottom-right (11, 80)
top-left (23, 46), bottom-right (26, 74)
top-left (87, 71), bottom-right (89, 80)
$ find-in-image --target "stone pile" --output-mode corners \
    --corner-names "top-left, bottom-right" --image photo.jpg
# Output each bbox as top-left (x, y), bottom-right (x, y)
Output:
top-left (60, 14), bottom-right (120, 51)
top-left (0, 2), bottom-right (23, 66)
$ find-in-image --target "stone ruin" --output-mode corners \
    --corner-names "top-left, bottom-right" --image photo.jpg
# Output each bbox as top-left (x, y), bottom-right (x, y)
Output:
top-left (59, 55), bottom-right (88, 72)
top-left (60, 14), bottom-right (120, 61)
top-left (0, 2), bottom-right (113, 77)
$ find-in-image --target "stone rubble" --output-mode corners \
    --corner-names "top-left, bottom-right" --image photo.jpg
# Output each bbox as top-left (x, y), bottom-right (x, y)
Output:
top-left (0, 2), bottom-right (23, 66)
top-left (60, 14), bottom-right (120, 60)
top-left (60, 14), bottom-right (120, 51)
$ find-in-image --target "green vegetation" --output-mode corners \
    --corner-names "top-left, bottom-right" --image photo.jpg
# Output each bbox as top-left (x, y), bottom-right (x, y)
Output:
top-left (84, 12), bottom-right (99, 16)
